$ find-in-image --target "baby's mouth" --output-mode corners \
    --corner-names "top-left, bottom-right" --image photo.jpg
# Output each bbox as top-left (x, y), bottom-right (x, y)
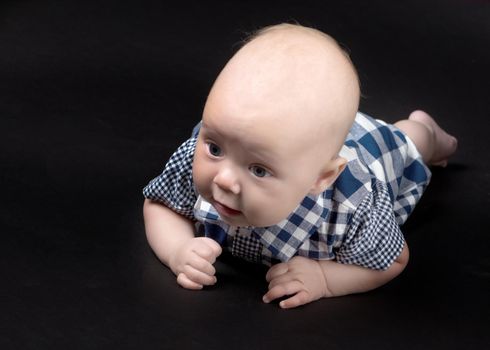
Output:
top-left (213, 201), bottom-right (242, 216)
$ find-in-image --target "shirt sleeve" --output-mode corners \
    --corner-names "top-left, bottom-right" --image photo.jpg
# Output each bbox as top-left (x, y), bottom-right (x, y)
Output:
top-left (335, 181), bottom-right (405, 270)
top-left (142, 137), bottom-right (197, 219)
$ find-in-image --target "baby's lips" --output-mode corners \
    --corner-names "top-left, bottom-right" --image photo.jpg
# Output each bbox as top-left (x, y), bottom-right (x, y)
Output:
top-left (213, 201), bottom-right (242, 216)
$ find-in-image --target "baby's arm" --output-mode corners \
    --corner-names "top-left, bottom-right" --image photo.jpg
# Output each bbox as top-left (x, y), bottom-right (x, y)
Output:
top-left (263, 243), bottom-right (409, 309)
top-left (143, 199), bottom-right (222, 289)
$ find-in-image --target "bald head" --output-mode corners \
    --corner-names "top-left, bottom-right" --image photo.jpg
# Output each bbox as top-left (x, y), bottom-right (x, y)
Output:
top-left (204, 23), bottom-right (360, 160)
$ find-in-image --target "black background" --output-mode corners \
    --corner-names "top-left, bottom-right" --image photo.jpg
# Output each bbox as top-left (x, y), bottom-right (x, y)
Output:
top-left (1, 0), bottom-right (489, 349)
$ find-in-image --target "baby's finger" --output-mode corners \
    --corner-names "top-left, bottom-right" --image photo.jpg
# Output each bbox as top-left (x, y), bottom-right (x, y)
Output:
top-left (193, 239), bottom-right (221, 262)
top-left (262, 280), bottom-right (303, 304)
top-left (265, 263), bottom-right (289, 282)
top-left (182, 264), bottom-right (217, 286)
top-left (201, 237), bottom-right (223, 257)
top-left (267, 273), bottom-right (293, 290)
top-left (278, 290), bottom-right (311, 309)
top-left (189, 253), bottom-right (217, 277)
top-left (177, 272), bottom-right (203, 290)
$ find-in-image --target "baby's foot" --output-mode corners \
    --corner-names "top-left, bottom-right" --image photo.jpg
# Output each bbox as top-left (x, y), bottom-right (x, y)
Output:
top-left (408, 110), bottom-right (458, 167)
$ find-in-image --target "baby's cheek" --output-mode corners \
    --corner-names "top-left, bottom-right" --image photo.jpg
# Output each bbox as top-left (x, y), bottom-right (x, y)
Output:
top-left (192, 159), bottom-right (212, 196)
top-left (246, 195), bottom-right (285, 227)
top-left (242, 195), bottom-right (265, 226)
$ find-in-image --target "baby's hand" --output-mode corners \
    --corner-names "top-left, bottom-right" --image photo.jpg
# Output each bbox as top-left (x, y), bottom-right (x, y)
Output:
top-left (263, 256), bottom-right (328, 309)
top-left (169, 237), bottom-right (222, 290)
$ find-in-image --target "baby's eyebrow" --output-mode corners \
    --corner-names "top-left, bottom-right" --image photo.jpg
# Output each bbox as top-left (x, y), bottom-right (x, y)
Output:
top-left (200, 122), bottom-right (210, 132)
top-left (200, 122), bottom-right (225, 138)
top-left (241, 141), bottom-right (280, 165)
top-left (202, 120), bottom-right (280, 165)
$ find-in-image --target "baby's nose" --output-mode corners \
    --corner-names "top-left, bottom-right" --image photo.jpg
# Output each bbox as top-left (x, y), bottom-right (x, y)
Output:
top-left (213, 167), bottom-right (241, 194)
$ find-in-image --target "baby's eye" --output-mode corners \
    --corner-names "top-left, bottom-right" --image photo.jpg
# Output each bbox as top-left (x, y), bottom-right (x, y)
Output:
top-left (249, 165), bottom-right (271, 178)
top-left (207, 142), bottom-right (222, 157)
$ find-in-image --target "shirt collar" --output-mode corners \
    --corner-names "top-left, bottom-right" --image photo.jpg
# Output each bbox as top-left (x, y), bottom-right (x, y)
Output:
top-left (192, 144), bottom-right (372, 262)
top-left (193, 192), bottom-right (332, 262)
top-left (252, 193), bottom-right (332, 261)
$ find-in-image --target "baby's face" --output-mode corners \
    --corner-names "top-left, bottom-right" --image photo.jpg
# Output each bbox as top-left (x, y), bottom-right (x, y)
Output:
top-left (192, 110), bottom-right (327, 227)
top-left (192, 24), bottom-right (359, 227)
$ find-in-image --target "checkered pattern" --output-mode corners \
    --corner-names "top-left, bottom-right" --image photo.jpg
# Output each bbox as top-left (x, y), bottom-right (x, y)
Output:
top-left (345, 113), bottom-right (431, 225)
top-left (231, 231), bottom-right (264, 263)
top-left (335, 181), bottom-right (405, 270)
top-left (143, 112), bottom-right (431, 270)
top-left (142, 138), bottom-right (197, 219)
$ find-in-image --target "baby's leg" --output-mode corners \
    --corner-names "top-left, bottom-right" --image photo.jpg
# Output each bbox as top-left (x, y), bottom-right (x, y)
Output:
top-left (394, 110), bottom-right (458, 167)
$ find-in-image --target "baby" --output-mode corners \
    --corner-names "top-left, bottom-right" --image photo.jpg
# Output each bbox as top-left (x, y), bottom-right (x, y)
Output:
top-left (142, 23), bottom-right (457, 309)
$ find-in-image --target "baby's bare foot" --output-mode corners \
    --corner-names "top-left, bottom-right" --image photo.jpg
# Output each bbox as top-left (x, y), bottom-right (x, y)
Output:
top-left (409, 110), bottom-right (458, 167)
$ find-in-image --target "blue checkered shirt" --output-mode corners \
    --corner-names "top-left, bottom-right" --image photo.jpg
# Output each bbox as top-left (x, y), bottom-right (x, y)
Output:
top-left (143, 112), bottom-right (431, 270)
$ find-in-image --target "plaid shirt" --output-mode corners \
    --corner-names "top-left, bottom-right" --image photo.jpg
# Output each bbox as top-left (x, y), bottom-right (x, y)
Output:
top-left (143, 112), bottom-right (431, 270)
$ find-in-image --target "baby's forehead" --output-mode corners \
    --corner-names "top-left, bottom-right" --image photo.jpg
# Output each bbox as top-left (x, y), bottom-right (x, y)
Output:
top-left (205, 24), bottom-right (360, 157)
top-left (203, 103), bottom-right (339, 161)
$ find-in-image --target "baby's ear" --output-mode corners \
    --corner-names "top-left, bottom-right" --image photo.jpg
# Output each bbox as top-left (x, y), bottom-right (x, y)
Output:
top-left (309, 157), bottom-right (347, 195)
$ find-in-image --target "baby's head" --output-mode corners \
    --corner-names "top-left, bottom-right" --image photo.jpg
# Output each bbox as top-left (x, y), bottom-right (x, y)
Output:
top-left (193, 23), bottom-right (360, 227)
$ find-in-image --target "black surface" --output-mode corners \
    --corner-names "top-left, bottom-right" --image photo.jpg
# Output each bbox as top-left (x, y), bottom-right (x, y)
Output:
top-left (1, 1), bottom-right (489, 349)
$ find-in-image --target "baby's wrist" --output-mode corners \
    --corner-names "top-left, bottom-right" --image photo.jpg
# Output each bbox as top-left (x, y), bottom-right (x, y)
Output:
top-left (316, 260), bottom-right (334, 298)
top-left (167, 238), bottom-right (193, 274)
